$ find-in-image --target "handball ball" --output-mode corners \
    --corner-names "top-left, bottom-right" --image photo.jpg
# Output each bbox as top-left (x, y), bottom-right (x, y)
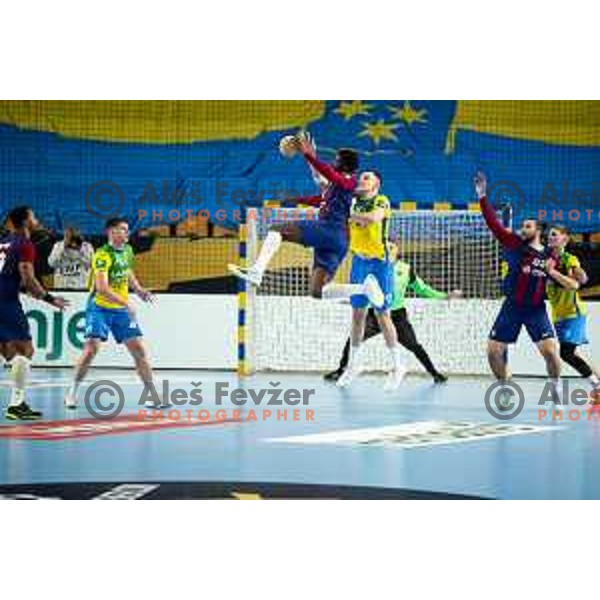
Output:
top-left (279, 135), bottom-right (298, 158)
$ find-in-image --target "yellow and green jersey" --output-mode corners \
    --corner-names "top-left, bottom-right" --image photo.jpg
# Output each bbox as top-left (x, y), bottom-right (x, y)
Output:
top-left (546, 251), bottom-right (587, 322)
top-left (89, 243), bottom-right (134, 309)
top-left (349, 194), bottom-right (391, 260)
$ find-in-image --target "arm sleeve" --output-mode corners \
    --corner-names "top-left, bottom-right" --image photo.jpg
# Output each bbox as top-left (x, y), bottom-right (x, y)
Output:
top-left (479, 196), bottom-right (521, 250)
top-left (303, 153), bottom-right (356, 190)
top-left (92, 250), bottom-right (111, 274)
top-left (18, 240), bottom-right (36, 264)
top-left (409, 267), bottom-right (448, 299)
top-left (375, 195), bottom-right (391, 212)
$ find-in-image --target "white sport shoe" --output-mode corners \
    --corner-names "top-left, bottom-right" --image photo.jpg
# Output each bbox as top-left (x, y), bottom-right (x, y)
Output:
top-left (64, 393), bottom-right (78, 410)
top-left (336, 366), bottom-right (363, 388)
top-left (363, 274), bottom-right (385, 309)
top-left (383, 365), bottom-right (407, 392)
top-left (228, 264), bottom-right (263, 287)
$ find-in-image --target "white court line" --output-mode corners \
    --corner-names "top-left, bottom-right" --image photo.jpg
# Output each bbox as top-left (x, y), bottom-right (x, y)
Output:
top-left (0, 374), bottom-right (201, 389)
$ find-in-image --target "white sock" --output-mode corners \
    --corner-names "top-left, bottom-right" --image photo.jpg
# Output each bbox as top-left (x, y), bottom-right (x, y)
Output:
top-left (9, 355), bottom-right (30, 407)
top-left (254, 231), bottom-right (282, 273)
top-left (389, 345), bottom-right (404, 371)
top-left (322, 283), bottom-right (364, 300)
top-left (347, 343), bottom-right (362, 370)
top-left (589, 374), bottom-right (600, 390)
top-left (549, 378), bottom-right (563, 405)
top-left (68, 380), bottom-right (82, 399)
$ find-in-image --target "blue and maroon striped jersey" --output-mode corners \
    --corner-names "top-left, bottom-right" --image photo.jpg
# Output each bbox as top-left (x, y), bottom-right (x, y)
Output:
top-left (0, 233), bottom-right (35, 302)
top-left (480, 196), bottom-right (552, 309)
top-left (502, 244), bottom-right (553, 308)
top-left (303, 154), bottom-right (357, 225)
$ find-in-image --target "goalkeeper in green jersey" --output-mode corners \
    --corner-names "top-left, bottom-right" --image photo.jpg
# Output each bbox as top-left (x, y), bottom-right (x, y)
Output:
top-left (324, 239), bottom-right (462, 383)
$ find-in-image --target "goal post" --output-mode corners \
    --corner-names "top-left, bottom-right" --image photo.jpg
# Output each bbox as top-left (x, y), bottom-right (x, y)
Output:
top-left (236, 204), bottom-right (509, 376)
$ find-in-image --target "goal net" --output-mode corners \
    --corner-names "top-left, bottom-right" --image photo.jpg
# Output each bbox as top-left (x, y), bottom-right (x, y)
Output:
top-left (243, 207), bottom-right (506, 376)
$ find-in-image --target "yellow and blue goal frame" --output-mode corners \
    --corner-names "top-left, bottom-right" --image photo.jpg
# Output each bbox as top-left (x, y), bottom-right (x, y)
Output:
top-left (235, 200), bottom-right (509, 376)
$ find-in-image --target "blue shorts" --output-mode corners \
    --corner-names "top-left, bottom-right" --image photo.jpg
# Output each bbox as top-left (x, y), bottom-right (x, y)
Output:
top-left (490, 300), bottom-right (555, 344)
top-left (85, 300), bottom-right (143, 344)
top-left (350, 255), bottom-right (393, 313)
top-left (0, 300), bottom-right (31, 343)
top-left (297, 220), bottom-right (348, 277)
top-left (555, 315), bottom-right (589, 346)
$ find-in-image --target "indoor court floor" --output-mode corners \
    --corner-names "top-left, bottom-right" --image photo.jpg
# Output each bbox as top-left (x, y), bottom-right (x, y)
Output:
top-left (0, 368), bottom-right (599, 499)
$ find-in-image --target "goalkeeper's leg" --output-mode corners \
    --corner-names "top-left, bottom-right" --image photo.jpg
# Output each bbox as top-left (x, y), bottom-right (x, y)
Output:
top-left (392, 309), bottom-right (447, 383)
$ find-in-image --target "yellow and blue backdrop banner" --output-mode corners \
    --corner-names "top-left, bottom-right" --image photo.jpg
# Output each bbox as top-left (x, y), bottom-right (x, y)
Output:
top-left (0, 100), bottom-right (598, 233)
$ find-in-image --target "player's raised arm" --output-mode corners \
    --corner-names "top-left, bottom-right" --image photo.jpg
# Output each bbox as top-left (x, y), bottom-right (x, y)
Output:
top-left (297, 136), bottom-right (356, 191)
top-left (303, 132), bottom-right (329, 192)
top-left (474, 172), bottom-right (521, 250)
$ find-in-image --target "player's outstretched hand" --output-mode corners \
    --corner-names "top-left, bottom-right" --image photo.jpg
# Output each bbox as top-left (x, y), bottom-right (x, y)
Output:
top-left (474, 171), bottom-right (487, 199)
top-left (296, 131), bottom-right (316, 158)
top-left (448, 290), bottom-right (463, 300)
top-left (573, 267), bottom-right (588, 285)
top-left (52, 296), bottom-right (70, 310)
top-left (138, 289), bottom-right (156, 304)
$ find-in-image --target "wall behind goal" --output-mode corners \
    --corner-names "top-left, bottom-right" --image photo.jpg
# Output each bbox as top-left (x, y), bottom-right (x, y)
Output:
top-left (23, 293), bottom-right (600, 379)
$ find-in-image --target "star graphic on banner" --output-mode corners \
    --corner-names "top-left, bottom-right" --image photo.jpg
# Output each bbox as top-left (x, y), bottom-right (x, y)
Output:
top-left (358, 119), bottom-right (399, 145)
top-left (334, 100), bottom-right (373, 121)
top-left (388, 100), bottom-right (428, 126)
